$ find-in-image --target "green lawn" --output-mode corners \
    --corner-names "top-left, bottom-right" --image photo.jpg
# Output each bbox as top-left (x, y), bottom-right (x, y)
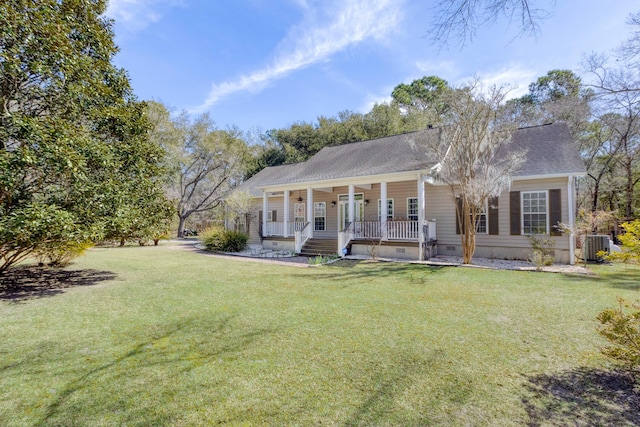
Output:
top-left (1, 244), bottom-right (639, 426)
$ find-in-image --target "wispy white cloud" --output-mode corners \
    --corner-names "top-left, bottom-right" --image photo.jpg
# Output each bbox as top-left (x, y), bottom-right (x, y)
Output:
top-left (473, 65), bottom-right (539, 98)
top-left (191, 0), bottom-right (403, 113)
top-left (360, 89), bottom-right (394, 113)
top-left (414, 60), bottom-right (537, 98)
top-left (105, 0), bottom-right (182, 33)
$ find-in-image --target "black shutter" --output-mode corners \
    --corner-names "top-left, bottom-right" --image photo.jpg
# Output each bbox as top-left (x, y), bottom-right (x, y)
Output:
top-left (455, 198), bottom-right (464, 235)
top-left (549, 189), bottom-right (562, 236)
top-left (510, 191), bottom-right (521, 235)
top-left (489, 196), bottom-right (499, 235)
top-left (272, 210), bottom-right (277, 222)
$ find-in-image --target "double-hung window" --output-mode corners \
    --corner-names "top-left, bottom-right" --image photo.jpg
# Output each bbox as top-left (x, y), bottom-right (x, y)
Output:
top-left (314, 202), bottom-right (326, 231)
top-left (522, 191), bottom-right (548, 234)
top-left (475, 202), bottom-right (488, 234)
top-left (378, 198), bottom-right (394, 221)
top-left (407, 197), bottom-right (418, 221)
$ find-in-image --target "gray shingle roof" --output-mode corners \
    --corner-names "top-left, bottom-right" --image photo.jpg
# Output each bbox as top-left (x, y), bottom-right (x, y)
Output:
top-left (237, 122), bottom-right (585, 193)
top-left (510, 122), bottom-right (586, 177)
top-left (259, 129), bottom-right (441, 187)
top-left (232, 163), bottom-right (306, 197)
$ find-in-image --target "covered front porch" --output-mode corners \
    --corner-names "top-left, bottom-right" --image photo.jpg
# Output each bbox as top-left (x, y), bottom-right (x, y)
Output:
top-left (258, 174), bottom-right (438, 260)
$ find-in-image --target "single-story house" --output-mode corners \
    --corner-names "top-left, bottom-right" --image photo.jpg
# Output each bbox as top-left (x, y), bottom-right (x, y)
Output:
top-left (229, 122), bottom-right (586, 264)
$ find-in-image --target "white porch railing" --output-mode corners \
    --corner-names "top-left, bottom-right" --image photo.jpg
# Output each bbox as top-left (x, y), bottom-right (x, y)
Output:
top-left (265, 221), bottom-right (284, 236)
top-left (264, 221), bottom-right (307, 237)
top-left (289, 221), bottom-right (307, 234)
top-left (339, 220), bottom-right (437, 258)
top-left (349, 221), bottom-right (420, 241)
top-left (352, 221), bottom-right (383, 239)
top-left (294, 222), bottom-right (311, 254)
top-left (387, 221), bottom-right (419, 240)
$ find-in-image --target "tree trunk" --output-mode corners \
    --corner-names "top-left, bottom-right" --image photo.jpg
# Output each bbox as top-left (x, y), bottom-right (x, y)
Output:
top-left (177, 215), bottom-right (186, 238)
top-left (462, 223), bottom-right (476, 264)
top-left (458, 197), bottom-right (476, 264)
top-left (591, 179), bottom-right (600, 213)
top-left (625, 159), bottom-right (634, 221)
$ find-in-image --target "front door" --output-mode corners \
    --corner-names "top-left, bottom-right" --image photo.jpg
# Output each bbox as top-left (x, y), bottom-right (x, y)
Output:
top-left (338, 193), bottom-right (364, 231)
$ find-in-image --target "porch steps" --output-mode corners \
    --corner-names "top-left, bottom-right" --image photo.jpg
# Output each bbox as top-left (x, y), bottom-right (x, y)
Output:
top-left (299, 238), bottom-right (338, 257)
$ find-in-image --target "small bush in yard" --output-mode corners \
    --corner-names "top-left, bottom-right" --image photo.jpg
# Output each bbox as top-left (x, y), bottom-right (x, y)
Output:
top-left (597, 298), bottom-right (640, 372)
top-left (35, 241), bottom-right (94, 267)
top-left (528, 234), bottom-right (555, 270)
top-left (308, 254), bottom-right (339, 265)
top-left (200, 227), bottom-right (248, 252)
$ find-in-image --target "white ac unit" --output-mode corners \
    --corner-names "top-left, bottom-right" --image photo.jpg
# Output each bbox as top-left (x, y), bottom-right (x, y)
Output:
top-left (584, 235), bottom-right (610, 262)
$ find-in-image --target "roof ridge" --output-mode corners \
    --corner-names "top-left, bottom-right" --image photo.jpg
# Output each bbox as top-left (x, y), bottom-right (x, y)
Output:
top-left (516, 122), bottom-right (559, 130)
top-left (312, 128), bottom-right (432, 156)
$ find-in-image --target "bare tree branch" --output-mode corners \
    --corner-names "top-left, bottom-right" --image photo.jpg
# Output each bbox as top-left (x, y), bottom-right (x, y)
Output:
top-left (427, 0), bottom-right (554, 47)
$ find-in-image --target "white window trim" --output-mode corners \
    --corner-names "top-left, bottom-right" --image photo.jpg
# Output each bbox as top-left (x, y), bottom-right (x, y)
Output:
top-left (314, 202), bottom-right (326, 231)
top-left (338, 193), bottom-right (364, 201)
top-left (294, 203), bottom-right (305, 222)
top-left (521, 190), bottom-right (549, 235)
top-left (407, 197), bottom-right (418, 221)
top-left (266, 210), bottom-right (273, 222)
top-left (474, 200), bottom-right (488, 234)
top-left (378, 198), bottom-right (394, 221)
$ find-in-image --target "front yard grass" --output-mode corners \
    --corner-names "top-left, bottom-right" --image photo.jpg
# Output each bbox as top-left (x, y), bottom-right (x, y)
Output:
top-left (0, 245), bottom-right (639, 426)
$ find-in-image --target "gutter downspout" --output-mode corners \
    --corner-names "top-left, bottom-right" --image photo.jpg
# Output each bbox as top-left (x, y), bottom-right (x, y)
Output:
top-left (262, 191), bottom-right (268, 239)
top-left (568, 176), bottom-right (576, 265)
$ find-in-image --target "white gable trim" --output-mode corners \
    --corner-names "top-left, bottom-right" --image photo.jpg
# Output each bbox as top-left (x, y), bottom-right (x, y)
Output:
top-left (257, 170), bottom-right (426, 192)
top-left (512, 172), bottom-right (585, 181)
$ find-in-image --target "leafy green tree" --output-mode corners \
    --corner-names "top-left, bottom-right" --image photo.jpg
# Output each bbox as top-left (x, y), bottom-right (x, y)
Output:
top-left (0, 0), bottom-right (170, 274)
top-left (244, 141), bottom-right (288, 179)
top-left (597, 298), bottom-right (640, 370)
top-left (529, 69), bottom-right (583, 102)
top-left (391, 76), bottom-right (451, 114)
top-left (504, 70), bottom-right (591, 135)
top-left (603, 220), bottom-right (640, 264)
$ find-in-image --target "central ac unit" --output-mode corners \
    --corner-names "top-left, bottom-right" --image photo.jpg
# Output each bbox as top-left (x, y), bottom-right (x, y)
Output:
top-left (584, 235), bottom-right (610, 262)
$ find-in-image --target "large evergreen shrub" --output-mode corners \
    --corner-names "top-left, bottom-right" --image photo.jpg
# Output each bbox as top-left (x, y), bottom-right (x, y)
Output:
top-left (200, 227), bottom-right (248, 252)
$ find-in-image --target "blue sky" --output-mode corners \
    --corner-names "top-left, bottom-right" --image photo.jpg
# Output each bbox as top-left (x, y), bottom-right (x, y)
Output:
top-left (107, 0), bottom-right (638, 133)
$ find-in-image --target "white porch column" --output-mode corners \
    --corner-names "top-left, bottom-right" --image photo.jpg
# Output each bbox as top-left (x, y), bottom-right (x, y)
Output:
top-left (262, 191), bottom-right (268, 237)
top-left (283, 190), bottom-right (290, 238)
top-left (418, 176), bottom-right (425, 260)
top-left (348, 184), bottom-right (355, 225)
top-left (380, 181), bottom-right (387, 240)
top-left (568, 176), bottom-right (576, 265)
top-left (307, 188), bottom-right (314, 238)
